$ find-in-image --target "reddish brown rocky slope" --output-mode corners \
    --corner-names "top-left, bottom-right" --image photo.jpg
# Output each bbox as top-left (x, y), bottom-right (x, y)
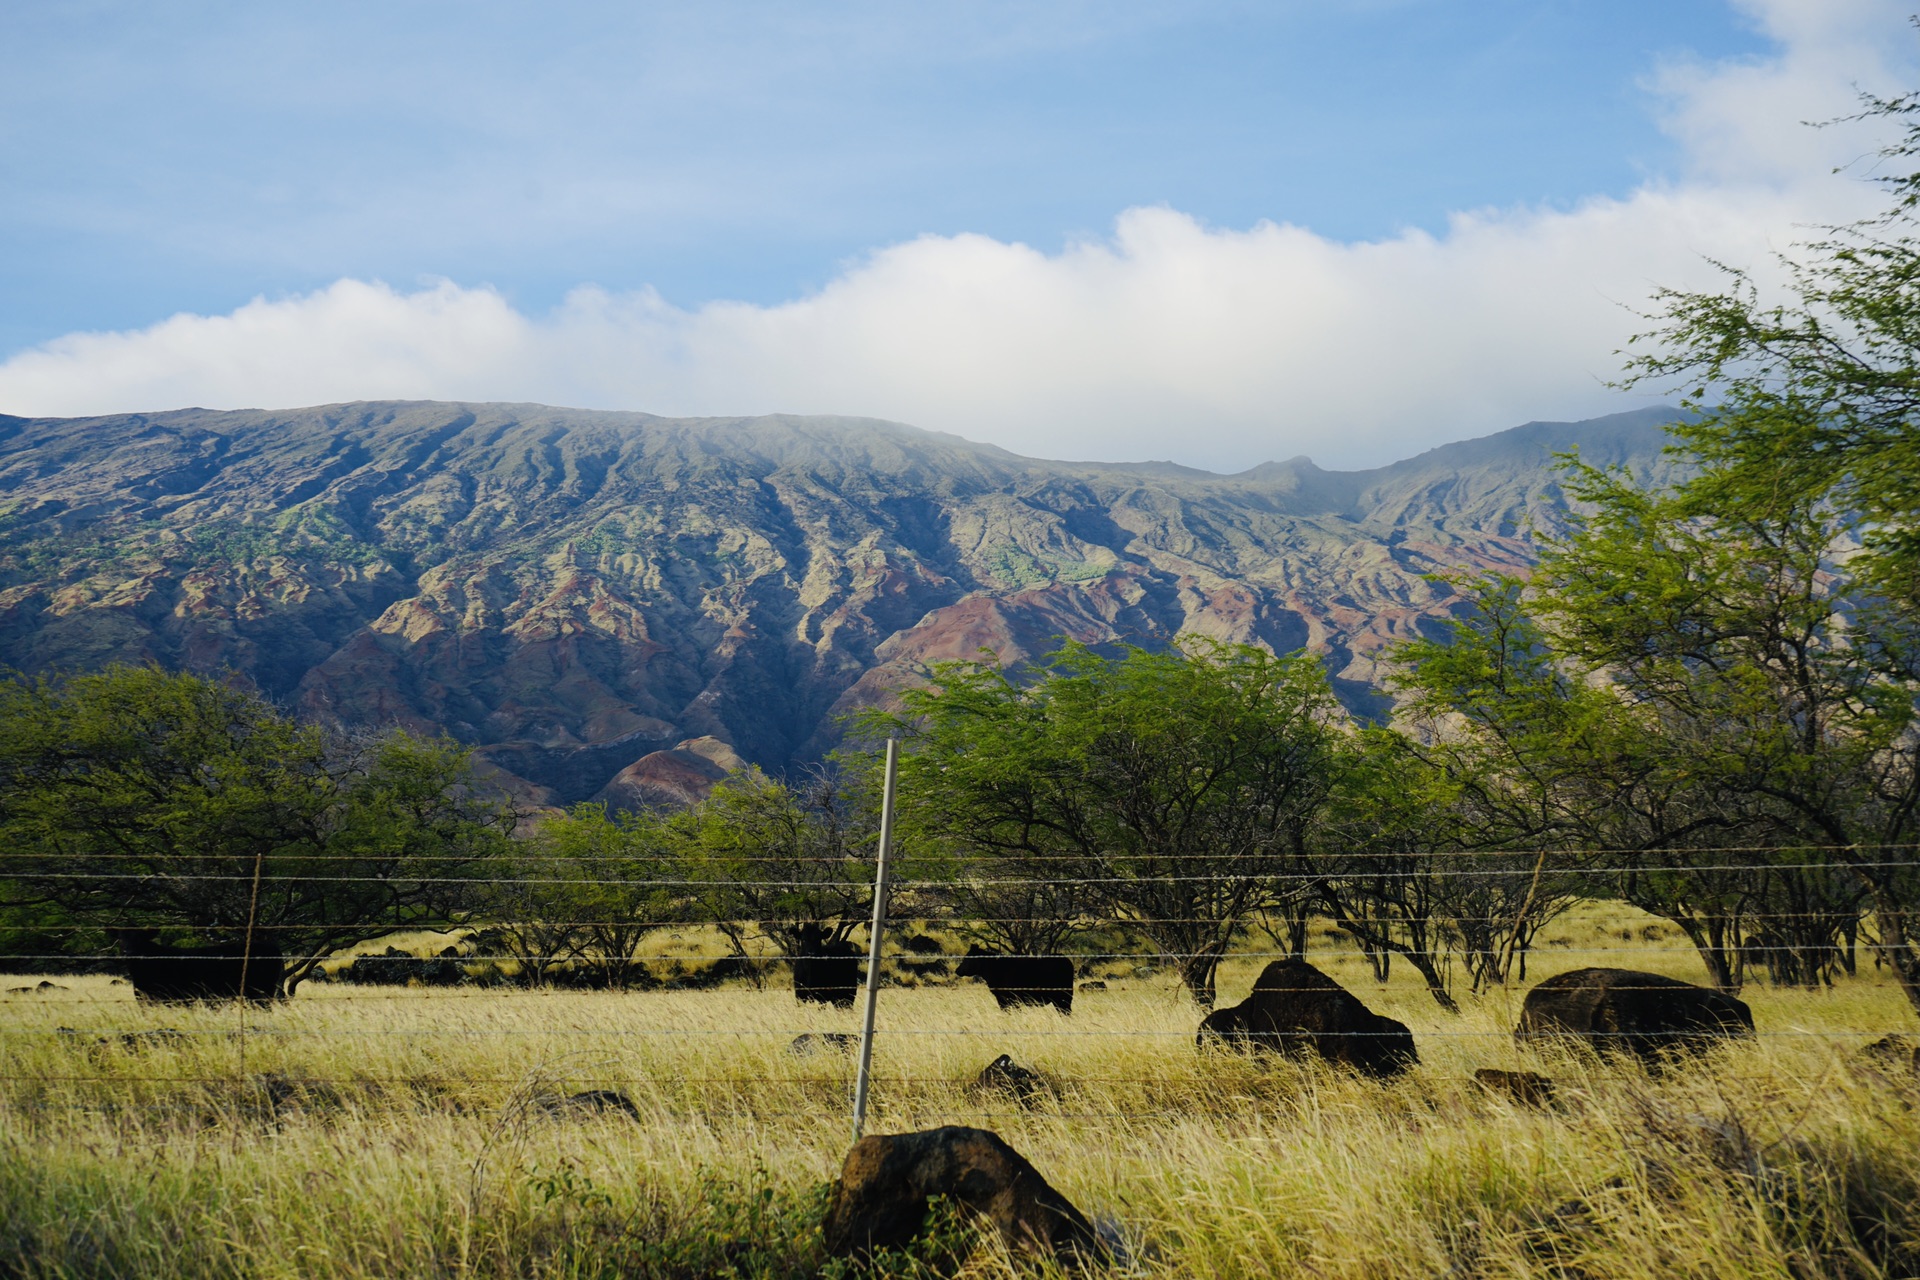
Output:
top-left (0, 402), bottom-right (1678, 805)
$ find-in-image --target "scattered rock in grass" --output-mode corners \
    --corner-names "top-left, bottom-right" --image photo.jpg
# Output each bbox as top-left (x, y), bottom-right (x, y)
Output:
top-left (248, 1072), bottom-right (346, 1120)
top-left (1474, 1068), bottom-right (1557, 1107)
top-left (6, 980), bottom-right (65, 994)
top-left (535, 1089), bottom-right (642, 1121)
top-left (1196, 959), bottom-right (1418, 1078)
top-left (1515, 968), bottom-right (1754, 1063)
top-left (1857, 1034), bottom-right (1920, 1074)
top-left (116, 1029), bottom-right (188, 1052)
top-left (338, 946), bottom-right (469, 987)
top-left (1521, 1192), bottom-right (1605, 1263)
top-left (789, 1032), bottom-right (857, 1056)
top-left (970, 1054), bottom-right (1049, 1104)
top-left (823, 1125), bottom-right (1102, 1264)
top-left (1077, 979), bottom-right (1107, 991)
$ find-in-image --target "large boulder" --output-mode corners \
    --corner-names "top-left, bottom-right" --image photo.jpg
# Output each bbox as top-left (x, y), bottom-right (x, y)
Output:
top-left (954, 947), bottom-right (1074, 1013)
top-left (1196, 959), bottom-right (1418, 1078)
top-left (1515, 967), bottom-right (1754, 1062)
top-left (823, 1126), bottom-right (1100, 1264)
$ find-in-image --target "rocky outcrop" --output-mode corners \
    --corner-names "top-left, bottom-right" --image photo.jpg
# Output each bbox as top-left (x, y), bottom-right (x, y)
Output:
top-left (1198, 958), bottom-right (1419, 1077)
top-left (822, 1126), bottom-right (1100, 1263)
top-left (0, 401), bottom-right (1681, 803)
top-left (593, 736), bottom-right (748, 809)
top-left (1515, 968), bottom-right (1755, 1062)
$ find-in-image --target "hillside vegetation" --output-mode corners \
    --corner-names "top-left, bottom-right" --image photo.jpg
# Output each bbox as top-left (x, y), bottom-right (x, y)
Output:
top-left (0, 404), bottom-right (1679, 804)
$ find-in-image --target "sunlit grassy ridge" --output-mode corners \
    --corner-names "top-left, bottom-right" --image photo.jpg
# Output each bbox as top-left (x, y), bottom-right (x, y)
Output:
top-left (2, 904), bottom-right (1918, 1278)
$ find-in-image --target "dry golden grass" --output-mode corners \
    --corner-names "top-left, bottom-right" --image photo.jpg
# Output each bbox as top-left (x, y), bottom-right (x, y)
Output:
top-left (1, 902), bottom-right (1917, 1278)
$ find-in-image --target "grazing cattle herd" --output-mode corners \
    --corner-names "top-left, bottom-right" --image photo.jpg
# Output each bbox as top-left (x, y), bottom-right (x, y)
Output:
top-left (97, 925), bottom-right (1771, 1083)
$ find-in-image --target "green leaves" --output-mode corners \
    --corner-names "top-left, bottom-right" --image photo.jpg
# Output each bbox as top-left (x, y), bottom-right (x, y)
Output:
top-left (0, 666), bottom-right (514, 991)
top-left (869, 638), bottom-right (1345, 1007)
top-left (1619, 93), bottom-right (1920, 618)
top-left (679, 769), bottom-right (877, 959)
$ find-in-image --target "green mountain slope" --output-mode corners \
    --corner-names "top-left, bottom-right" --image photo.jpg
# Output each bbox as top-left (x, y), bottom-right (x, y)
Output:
top-left (0, 401), bottom-right (1681, 805)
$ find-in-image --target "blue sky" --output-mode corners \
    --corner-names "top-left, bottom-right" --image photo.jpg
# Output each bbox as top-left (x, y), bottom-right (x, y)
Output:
top-left (0, 1), bottom-right (1909, 468)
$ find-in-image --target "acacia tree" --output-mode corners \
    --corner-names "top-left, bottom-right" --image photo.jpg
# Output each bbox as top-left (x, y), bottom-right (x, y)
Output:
top-left (0, 666), bottom-right (514, 994)
top-left (680, 768), bottom-right (876, 970)
top-left (1542, 466), bottom-right (1920, 1007)
top-left (1302, 729), bottom-right (1579, 1009)
top-left (482, 803), bottom-right (682, 987)
top-left (877, 639), bottom-right (1342, 1010)
top-left (544, 805), bottom-right (682, 987)
top-left (1612, 89), bottom-right (1920, 1012)
top-left (1393, 458), bottom-right (1920, 1005)
top-left (1392, 575), bottom-right (1774, 993)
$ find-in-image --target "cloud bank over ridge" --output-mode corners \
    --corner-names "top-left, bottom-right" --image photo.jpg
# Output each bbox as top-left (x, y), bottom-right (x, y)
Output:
top-left (0, 0), bottom-right (1910, 471)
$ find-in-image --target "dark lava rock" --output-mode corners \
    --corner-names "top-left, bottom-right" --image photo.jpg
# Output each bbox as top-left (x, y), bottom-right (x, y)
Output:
top-left (535, 1089), bottom-right (642, 1121)
top-left (789, 1032), bottom-right (857, 1056)
top-left (823, 1126), bottom-right (1101, 1263)
top-left (1857, 1034), bottom-right (1920, 1074)
top-left (1474, 1068), bottom-right (1557, 1106)
top-left (971, 1053), bottom-right (1048, 1104)
top-left (1515, 968), bottom-right (1754, 1062)
top-left (1196, 959), bottom-right (1418, 1078)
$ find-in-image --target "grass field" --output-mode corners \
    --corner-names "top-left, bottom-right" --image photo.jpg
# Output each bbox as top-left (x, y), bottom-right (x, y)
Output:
top-left (2, 902), bottom-right (1919, 1278)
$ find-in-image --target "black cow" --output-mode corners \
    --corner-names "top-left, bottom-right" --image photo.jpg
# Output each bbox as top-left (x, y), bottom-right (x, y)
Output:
top-left (107, 927), bottom-right (282, 1003)
top-left (792, 924), bottom-right (864, 1007)
top-left (955, 947), bottom-right (1074, 1014)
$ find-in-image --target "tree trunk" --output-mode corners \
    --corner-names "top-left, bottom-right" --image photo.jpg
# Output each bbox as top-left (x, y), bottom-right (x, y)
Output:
top-left (1872, 904), bottom-right (1920, 1022)
top-left (1397, 945), bottom-right (1458, 1013)
top-left (1362, 938), bottom-right (1391, 983)
top-left (1327, 908), bottom-right (1455, 1011)
top-left (1178, 949), bottom-right (1222, 1011)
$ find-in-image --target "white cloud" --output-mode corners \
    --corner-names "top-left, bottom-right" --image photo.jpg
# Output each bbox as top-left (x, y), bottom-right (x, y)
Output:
top-left (0, 0), bottom-right (1913, 471)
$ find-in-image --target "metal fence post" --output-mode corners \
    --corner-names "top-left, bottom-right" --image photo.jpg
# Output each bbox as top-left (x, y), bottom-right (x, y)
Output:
top-left (851, 737), bottom-right (899, 1141)
top-left (237, 845), bottom-right (266, 1081)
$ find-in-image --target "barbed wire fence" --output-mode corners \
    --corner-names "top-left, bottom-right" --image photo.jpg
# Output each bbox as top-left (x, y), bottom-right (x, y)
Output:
top-left (5, 766), bottom-right (1920, 1130)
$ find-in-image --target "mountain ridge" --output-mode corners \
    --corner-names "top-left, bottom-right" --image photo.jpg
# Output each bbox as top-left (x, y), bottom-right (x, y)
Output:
top-left (0, 400), bottom-right (1683, 807)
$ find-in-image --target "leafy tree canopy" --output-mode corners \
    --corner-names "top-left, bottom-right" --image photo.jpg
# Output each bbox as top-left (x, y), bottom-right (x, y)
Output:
top-left (0, 665), bottom-right (514, 993)
top-left (870, 639), bottom-right (1345, 1009)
